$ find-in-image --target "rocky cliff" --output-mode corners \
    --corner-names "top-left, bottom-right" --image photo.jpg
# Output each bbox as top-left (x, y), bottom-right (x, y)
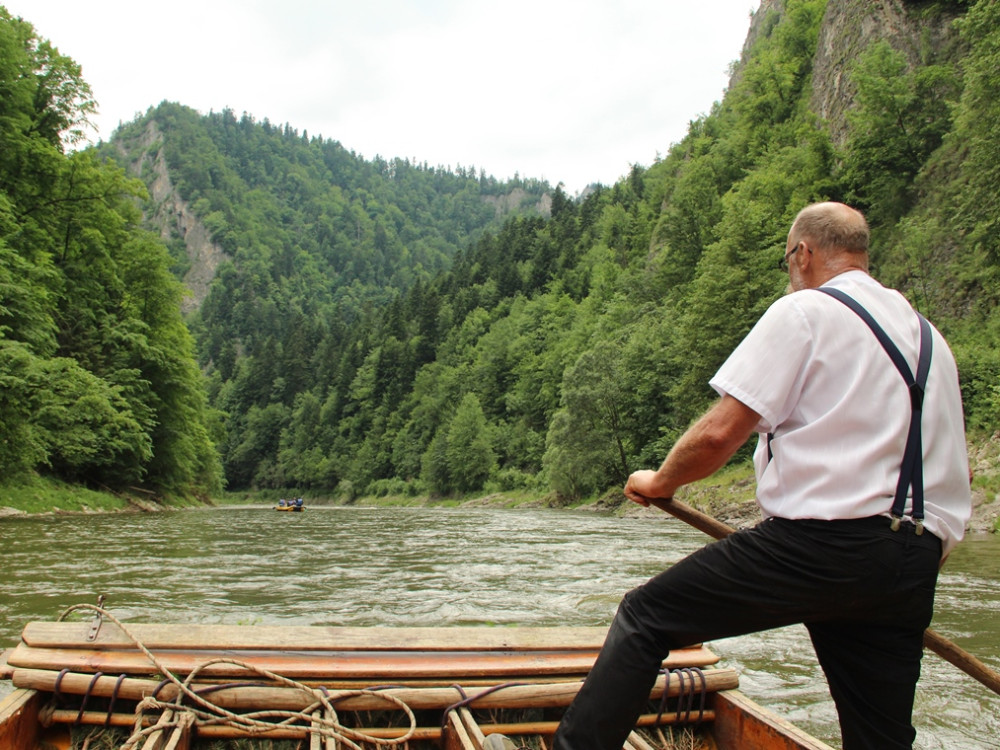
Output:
top-left (114, 122), bottom-right (229, 314)
top-left (811, 0), bottom-right (963, 148)
top-left (737, 0), bottom-right (963, 148)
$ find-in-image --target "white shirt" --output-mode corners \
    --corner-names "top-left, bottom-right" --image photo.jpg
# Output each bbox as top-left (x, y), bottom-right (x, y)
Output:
top-left (710, 271), bottom-right (971, 555)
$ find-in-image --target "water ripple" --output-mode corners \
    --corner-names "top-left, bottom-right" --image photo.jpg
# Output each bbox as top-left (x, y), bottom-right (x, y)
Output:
top-left (1, 507), bottom-right (997, 748)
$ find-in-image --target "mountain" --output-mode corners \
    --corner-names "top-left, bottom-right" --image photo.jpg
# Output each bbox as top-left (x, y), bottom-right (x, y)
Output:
top-left (103, 103), bottom-right (555, 316)
top-left (3, 0), bottom-right (999, 509)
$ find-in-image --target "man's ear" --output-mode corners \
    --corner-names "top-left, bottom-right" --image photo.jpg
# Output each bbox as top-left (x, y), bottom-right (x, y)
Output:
top-left (798, 243), bottom-right (814, 272)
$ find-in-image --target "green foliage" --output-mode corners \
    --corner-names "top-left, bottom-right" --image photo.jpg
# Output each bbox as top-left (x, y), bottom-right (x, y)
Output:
top-left (30, 352), bottom-right (152, 480)
top-left (0, 8), bottom-right (95, 148)
top-left (420, 428), bottom-right (451, 496)
top-left (842, 41), bottom-right (959, 226)
top-left (101, 101), bottom-right (553, 493)
top-left (7, 0), bottom-right (998, 508)
top-left (0, 10), bottom-right (221, 496)
top-left (0, 341), bottom-right (49, 473)
top-left (445, 393), bottom-right (497, 494)
top-left (0, 474), bottom-right (130, 513)
top-left (952, 0), bottom-right (1000, 261)
top-left (543, 343), bottom-right (633, 500)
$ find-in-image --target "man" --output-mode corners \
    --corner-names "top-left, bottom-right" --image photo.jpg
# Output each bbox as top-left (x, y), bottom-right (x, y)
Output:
top-left (551, 202), bottom-right (971, 749)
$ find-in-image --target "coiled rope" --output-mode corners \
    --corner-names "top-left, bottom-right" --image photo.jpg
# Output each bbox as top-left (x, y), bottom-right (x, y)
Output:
top-left (656, 667), bottom-right (707, 728)
top-left (57, 604), bottom-right (418, 750)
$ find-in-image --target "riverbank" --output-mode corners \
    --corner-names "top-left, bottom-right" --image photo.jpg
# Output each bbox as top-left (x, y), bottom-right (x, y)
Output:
top-left (0, 475), bottom-right (197, 518)
top-left (3, 438), bottom-right (999, 532)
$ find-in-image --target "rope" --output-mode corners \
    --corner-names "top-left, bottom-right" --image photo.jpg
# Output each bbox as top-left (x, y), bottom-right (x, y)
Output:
top-left (105, 674), bottom-right (127, 727)
top-left (438, 680), bottom-right (538, 735)
top-left (655, 667), bottom-right (707, 728)
top-left (439, 682), bottom-right (538, 750)
top-left (57, 603), bottom-right (418, 750)
top-left (52, 668), bottom-right (69, 704)
top-left (74, 671), bottom-right (102, 726)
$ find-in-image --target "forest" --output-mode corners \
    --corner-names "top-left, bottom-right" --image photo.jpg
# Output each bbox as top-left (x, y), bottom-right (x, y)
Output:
top-left (0, 7), bottom-right (219, 498)
top-left (2, 0), bottom-right (999, 506)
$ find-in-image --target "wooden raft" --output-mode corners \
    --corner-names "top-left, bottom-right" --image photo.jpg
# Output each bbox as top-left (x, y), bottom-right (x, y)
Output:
top-left (3, 621), bottom-right (744, 749)
top-left (7, 621), bottom-right (719, 684)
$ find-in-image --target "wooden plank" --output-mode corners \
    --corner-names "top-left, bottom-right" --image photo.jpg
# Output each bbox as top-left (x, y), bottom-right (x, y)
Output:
top-left (38, 706), bottom-right (725, 744)
top-left (37, 710), bottom-right (719, 742)
top-left (710, 690), bottom-right (836, 750)
top-left (309, 708), bottom-right (321, 750)
top-left (6, 644), bottom-right (598, 679)
top-left (164, 712), bottom-right (194, 750)
top-left (444, 709), bottom-right (478, 750)
top-left (34, 695), bottom-right (832, 750)
top-left (140, 708), bottom-right (177, 750)
top-left (5, 642), bottom-right (718, 680)
top-left (462, 706), bottom-right (488, 747)
top-left (0, 649), bottom-right (13, 681)
top-left (625, 731), bottom-right (658, 750)
top-left (454, 707), bottom-right (488, 750)
top-left (13, 667), bottom-right (739, 712)
top-left (0, 688), bottom-right (42, 750)
top-left (309, 707), bottom-right (338, 750)
top-left (19, 622), bottom-right (618, 652)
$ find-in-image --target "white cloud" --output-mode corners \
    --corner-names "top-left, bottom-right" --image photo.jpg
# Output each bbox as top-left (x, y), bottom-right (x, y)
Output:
top-left (7, 0), bottom-right (756, 193)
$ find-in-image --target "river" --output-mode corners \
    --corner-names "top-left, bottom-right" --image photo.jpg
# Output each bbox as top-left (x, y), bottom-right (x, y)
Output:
top-left (1, 506), bottom-right (998, 748)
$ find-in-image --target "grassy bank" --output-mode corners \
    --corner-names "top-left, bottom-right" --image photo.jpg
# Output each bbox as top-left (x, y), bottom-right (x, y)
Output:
top-left (0, 476), bottom-right (203, 516)
top-left (4, 445), bottom-right (997, 532)
top-left (0, 476), bottom-right (131, 514)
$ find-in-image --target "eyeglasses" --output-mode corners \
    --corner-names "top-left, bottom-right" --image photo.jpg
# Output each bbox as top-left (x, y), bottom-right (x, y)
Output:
top-left (778, 242), bottom-right (801, 271)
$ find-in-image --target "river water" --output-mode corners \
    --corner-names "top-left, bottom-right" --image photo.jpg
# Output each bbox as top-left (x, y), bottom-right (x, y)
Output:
top-left (1, 506), bottom-right (998, 748)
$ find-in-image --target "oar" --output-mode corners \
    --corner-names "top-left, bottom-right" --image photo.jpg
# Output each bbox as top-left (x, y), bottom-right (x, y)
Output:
top-left (643, 495), bottom-right (1000, 698)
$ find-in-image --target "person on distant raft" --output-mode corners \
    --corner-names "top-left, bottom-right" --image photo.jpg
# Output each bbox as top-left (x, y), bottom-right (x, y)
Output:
top-left (551, 202), bottom-right (972, 750)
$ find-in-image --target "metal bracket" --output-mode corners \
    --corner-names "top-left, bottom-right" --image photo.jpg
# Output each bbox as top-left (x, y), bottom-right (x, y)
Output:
top-left (87, 594), bottom-right (106, 641)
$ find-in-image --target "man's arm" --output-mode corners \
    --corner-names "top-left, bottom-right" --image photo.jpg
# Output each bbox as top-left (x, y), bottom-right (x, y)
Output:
top-left (624, 394), bottom-right (761, 506)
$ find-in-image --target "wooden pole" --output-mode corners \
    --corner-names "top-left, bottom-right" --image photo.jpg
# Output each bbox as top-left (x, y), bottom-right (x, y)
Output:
top-left (645, 496), bottom-right (736, 541)
top-left (922, 628), bottom-right (1000, 696)
top-left (645, 496), bottom-right (1000, 699)
top-left (12, 667), bottom-right (740, 712)
top-left (42, 709), bottom-right (717, 740)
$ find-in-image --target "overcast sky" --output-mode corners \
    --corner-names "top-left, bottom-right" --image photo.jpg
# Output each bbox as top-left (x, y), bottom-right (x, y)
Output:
top-left (8, 0), bottom-right (757, 194)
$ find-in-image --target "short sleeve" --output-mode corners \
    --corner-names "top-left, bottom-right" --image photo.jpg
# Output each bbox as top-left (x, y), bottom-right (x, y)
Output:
top-left (709, 294), bottom-right (813, 433)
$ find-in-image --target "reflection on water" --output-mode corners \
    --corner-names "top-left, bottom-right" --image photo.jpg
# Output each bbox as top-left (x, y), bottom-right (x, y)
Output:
top-left (1, 506), bottom-right (998, 748)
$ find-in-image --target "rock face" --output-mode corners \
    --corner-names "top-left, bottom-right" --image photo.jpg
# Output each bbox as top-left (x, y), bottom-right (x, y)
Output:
top-left (117, 120), bottom-right (550, 315)
top-left (114, 121), bottom-right (230, 314)
top-left (810, 0), bottom-right (963, 148)
top-left (734, 0), bottom-right (962, 148)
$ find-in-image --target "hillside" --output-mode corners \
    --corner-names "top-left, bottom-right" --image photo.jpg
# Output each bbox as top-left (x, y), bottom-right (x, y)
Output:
top-left (104, 103), bottom-right (554, 316)
top-left (0, 7), bottom-right (221, 498)
top-left (2, 1), bottom-right (999, 529)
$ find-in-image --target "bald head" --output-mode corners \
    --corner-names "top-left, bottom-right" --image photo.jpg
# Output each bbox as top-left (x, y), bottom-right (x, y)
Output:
top-left (783, 203), bottom-right (870, 290)
top-left (789, 202), bottom-right (869, 255)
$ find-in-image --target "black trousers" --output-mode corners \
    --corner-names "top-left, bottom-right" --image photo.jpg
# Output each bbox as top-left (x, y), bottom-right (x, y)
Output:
top-left (553, 516), bottom-right (942, 750)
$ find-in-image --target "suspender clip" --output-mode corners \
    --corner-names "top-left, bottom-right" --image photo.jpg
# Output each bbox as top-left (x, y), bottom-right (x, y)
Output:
top-left (889, 515), bottom-right (902, 532)
top-left (915, 519), bottom-right (924, 535)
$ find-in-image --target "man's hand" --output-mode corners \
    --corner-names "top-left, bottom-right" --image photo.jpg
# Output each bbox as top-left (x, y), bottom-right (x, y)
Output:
top-left (624, 469), bottom-right (670, 507)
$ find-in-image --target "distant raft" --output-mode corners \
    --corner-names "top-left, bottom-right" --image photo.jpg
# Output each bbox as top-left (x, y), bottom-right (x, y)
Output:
top-left (274, 498), bottom-right (305, 512)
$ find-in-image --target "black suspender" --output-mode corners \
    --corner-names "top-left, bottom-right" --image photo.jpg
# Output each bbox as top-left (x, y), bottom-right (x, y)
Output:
top-left (817, 287), bottom-right (933, 533)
